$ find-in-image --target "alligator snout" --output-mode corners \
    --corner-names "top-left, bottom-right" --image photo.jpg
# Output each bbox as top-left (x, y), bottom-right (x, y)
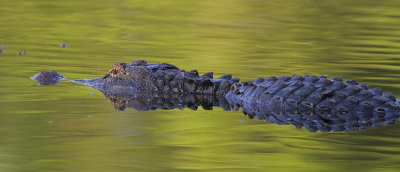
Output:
top-left (31, 71), bottom-right (64, 85)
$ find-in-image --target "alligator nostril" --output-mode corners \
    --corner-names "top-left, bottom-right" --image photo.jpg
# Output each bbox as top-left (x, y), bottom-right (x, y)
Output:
top-left (31, 71), bottom-right (65, 85)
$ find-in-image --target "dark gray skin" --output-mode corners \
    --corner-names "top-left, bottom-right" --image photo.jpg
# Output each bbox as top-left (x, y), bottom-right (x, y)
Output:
top-left (32, 60), bottom-right (400, 132)
top-left (225, 74), bottom-right (400, 130)
top-left (71, 60), bottom-right (239, 96)
top-left (31, 71), bottom-right (65, 85)
top-left (100, 91), bottom-right (397, 132)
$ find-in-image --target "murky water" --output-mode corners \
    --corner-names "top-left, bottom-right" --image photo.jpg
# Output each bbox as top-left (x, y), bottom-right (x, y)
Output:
top-left (1, 0), bottom-right (400, 171)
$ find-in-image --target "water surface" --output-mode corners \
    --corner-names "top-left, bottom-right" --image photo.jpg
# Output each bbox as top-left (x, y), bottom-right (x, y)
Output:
top-left (1, 0), bottom-right (400, 171)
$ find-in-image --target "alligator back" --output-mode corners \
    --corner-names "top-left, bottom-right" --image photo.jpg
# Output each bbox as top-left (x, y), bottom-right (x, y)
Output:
top-left (226, 74), bottom-right (400, 129)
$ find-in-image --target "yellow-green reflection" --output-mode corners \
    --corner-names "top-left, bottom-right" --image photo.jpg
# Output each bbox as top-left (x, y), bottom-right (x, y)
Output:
top-left (1, 0), bottom-right (400, 171)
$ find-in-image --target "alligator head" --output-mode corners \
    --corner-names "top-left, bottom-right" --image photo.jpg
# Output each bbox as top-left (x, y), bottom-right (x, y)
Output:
top-left (86, 60), bottom-right (159, 95)
top-left (69, 60), bottom-right (239, 96)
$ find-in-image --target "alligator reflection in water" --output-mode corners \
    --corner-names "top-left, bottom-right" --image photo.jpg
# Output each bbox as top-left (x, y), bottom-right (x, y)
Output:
top-left (32, 60), bottom-right (400, 132)
top-left (101, 91), bottom-right (397, 133)
top-left (104, 92), bottom-right (234, 112)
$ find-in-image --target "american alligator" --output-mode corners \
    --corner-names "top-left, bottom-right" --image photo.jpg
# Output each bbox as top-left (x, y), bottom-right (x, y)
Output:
top-left (32, 60), bottom-right (400, 132)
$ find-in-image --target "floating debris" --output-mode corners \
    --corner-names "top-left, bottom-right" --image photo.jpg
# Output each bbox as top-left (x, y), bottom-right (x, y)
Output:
top-left (17, 51), bottom-right (26, 55)
top-left (60, 43), bottom-right (68, 48)
top-left (240, 120), bottom-right (245, 123)
top-left (1, 46), bottom-right (8, 49)
top-left (88, 115), bottom-right (93, 118)
top-left (52, 98), bottom-right (57, 100)
top-left (0, 49), bottom-right (3, 53)
top-left (90, 93), bottom-right (95, 96)
top-left (48, 121), bottom-right (53, 124)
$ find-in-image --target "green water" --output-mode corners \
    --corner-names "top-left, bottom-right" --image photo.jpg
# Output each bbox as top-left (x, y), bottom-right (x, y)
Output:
top-left (1, 0), bottom-right (400, 171)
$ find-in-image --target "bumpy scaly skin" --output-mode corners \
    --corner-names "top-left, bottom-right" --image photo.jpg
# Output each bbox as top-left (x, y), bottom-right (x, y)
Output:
top-left (74, 60), bottom-right (240, 96)
top-left (84, 60), bottom-right (400, 132)
top-left (103, 63), bottom-right (128, 78)
top-left (225, 74), bottom-right (400, 131)
top-left (33, 60), bottom-right (400, 132)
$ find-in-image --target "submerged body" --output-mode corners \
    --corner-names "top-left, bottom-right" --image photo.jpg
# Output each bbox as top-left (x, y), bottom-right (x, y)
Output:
top-left (32, 60), bottom-right (400, 132)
